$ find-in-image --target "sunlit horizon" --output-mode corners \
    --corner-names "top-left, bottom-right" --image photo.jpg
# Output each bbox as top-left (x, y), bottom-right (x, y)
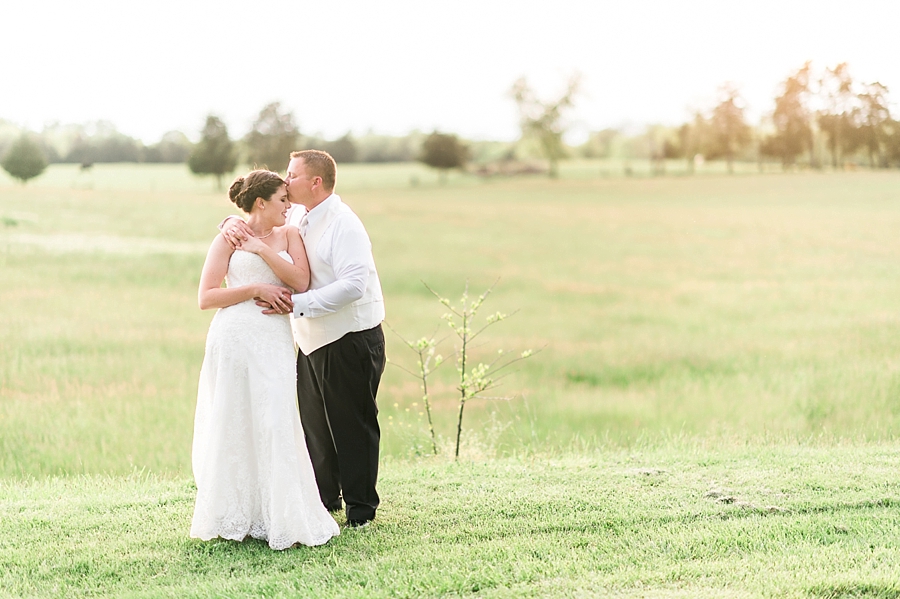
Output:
top-left (3, 0), bottom-right (900, 144)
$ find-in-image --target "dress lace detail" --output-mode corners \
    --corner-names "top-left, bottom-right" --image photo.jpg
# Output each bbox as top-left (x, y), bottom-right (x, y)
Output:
top-left (191, 250), bottom-right (339, 549)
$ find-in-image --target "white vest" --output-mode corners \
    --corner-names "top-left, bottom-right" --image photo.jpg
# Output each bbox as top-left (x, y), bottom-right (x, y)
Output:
top-left (291, 201), bottom-right (385, 355)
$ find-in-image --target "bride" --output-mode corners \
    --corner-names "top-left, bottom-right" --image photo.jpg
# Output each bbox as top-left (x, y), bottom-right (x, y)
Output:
top-left (190, 169), bottom-right (339, 549)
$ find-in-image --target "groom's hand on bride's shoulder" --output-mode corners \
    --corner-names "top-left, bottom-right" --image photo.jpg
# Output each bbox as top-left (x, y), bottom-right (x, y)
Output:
top-left (221, 217), bottom-right (255, 250)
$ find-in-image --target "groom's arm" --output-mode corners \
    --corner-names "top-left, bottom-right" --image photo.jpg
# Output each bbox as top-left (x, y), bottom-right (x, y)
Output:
top-left (291, 217), bottom-right (370, 318)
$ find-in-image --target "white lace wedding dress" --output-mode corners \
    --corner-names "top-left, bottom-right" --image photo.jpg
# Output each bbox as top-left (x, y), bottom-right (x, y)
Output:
top-left (190, 250), bottom-right (340, 549)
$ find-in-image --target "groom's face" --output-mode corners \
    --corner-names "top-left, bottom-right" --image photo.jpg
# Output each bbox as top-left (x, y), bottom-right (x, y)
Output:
top-left (285, 157), bottom-right (314, 206)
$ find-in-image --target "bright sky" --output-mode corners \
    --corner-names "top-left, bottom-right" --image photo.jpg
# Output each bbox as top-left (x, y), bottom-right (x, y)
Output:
top-left (3, 0), bottom-right (899, 143)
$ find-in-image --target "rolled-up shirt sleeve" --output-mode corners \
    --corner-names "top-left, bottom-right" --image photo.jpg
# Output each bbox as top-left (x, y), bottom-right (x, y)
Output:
top-left (292, 215), bottom-right (370, 318)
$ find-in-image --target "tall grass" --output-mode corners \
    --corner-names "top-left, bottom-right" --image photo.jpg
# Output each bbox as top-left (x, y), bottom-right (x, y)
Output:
top-left (2, 164), bottom-right (900, 476)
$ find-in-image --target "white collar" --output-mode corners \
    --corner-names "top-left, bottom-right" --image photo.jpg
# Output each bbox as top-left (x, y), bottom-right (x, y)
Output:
top-left (304, 193), bottom-right (339, 230)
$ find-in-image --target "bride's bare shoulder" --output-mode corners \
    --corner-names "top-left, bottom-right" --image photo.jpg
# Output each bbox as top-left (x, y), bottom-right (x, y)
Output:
top-left (278, 224), bottom-right (302, 241)
top-left (206, 233), bottom-right (235, 257)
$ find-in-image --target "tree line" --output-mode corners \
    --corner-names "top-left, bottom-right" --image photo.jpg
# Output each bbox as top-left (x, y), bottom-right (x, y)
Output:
top-left (3, 61), bottom-right (899, 184)
top-left (0, 104), bottom-right (431, 184)
top-left (0, 103), bottom-right (434, 180)
top-left (579, 62), bottom-right (900, 174)
top-left (421, 62), bottom-right (900, 180)
top-left (0, 121), bottom-right (193, 166)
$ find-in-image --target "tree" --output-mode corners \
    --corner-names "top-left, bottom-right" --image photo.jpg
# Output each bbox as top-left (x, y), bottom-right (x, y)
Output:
top-left (418, 131), bottom-right (469, 183)
top-left (321, 132), bottom-right (358, 163)
top-left (580, 128), bottom-right (620, 159)
top-left (818, 63), bottom-right (856, 169)
top-left (884, 119), bottom-right (900, 167)
top-left (764, 62), bottom-right (815, 168)
top-left (642, 125), bottom-right (672, 176)
top-left (188, 116), bottom-right (237, 189)
top-left (1, 133), bottom-right (47, 184)
top-left (709, 84), bottom-right (751, 174)
top-left (510, 74), bottom-right (581, 178)
top-left (675, 113), bottom-right (711, 174)
top-left (62, 121), bottom-right (144, 164)
top-left (244, 102), bottom-right (299, 171)
top-left (856, 82), bottom-right (891, 167)
top-left (144, 130), bottom-right (193, 163)
top-left (354, 131), bottom-right (422, 163)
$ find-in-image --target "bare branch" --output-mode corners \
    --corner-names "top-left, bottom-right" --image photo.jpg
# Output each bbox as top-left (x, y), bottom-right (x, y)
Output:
top-left (384, 321), bottom-right (412, 345)
top-left (387, 362), bottom-right (421, 378)
top-left (469, 308), bottom-right (520, 342)
top-left (488, 345), bottom-right (547, 376)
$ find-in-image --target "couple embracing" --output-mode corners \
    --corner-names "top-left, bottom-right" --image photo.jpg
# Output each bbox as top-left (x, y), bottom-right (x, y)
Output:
top-left (190, 150), bottom-right (385, 549)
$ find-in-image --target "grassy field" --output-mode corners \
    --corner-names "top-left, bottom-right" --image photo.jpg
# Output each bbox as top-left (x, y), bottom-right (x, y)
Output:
top-left (2, 445), bottom-right (899, 598)
top-left (3, 163), bottom-right (900, 475)
top-left (2, 162), bottom-right (900, 596)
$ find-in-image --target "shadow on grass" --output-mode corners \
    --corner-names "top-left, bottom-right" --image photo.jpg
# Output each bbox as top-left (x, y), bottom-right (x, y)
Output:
top-left (181, 535), bottom-right (339, 570)
top-left (691, 497), bottom-right (900, 524)
top-left (808, 582), bottom-right (900, 599)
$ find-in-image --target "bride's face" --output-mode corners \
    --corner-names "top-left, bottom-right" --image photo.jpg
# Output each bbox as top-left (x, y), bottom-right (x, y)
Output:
top-left (263, 184), bottom-right (290, 226)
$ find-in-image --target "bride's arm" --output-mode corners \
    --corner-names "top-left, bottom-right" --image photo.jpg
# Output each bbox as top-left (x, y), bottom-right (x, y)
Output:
top-left (198, 234), bottom-right (293, 311)
top-left (285, 227), bottom-right (311, 292)
top-left (240, 226), bottom-right (310, 292)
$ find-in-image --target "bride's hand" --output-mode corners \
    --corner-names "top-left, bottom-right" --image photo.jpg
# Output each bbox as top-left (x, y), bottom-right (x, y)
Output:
top-left (240, 235), bottom-right (266, 254)
top-left (254, 284), bottom-right (294, 314)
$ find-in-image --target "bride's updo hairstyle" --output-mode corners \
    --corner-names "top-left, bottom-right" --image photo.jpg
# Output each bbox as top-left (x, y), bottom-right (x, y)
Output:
top-left (228, 170), bottom-right (285, 213)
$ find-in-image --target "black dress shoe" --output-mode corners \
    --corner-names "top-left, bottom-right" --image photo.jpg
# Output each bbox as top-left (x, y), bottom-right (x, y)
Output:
top-left (346, 518), bottom-right (372, 528)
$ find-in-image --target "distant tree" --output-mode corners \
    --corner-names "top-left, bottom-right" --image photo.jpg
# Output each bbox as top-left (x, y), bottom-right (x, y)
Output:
top-left (510, 74), bottom-right (581, 178)
top-left (662, 137), bottom-right (682, 160)
top-left (321, 132), bottom-right (358, 163)
top-left (35, 122), bottom-right (81, 164)
top-left (65, 132), bottom-right (143, 164)
top-left (245, 102), bottom-right (299, 171)
top-left (418, 131), bottom-right (469, 183)
top-left (62, 136), bottom-right (94, 165)
top-left (581, 128), bottom-right (620, 159)
top-left (354, 131), bottom-right (423, 163)
top-left (763, 62), bottom-right (815, 168)
top-left (56, 121), bottom-right (144, 163)
top-left (37, 139), bottom-right (60, 163)
top-left (144, 130), bottom-right (193, 163)
top-left (0, 119), bottom-right (18, 160)
top-left (643, 125), bottom-right (672, 176)
top-left (673, 123), bottom-right (691, 165)
top-left (709, 84), bottom-right (751, 174)
top-left (856, 82), bottom-right (892, 167)
top-left (818, 63), bottom-right (856, 169)
top-left (188, 116), bottom-right (237, 189)
top-left (884, 119), bottom-right (900, 167)
top-left (1, 133), bottom-right (48, 184)
top-left (673, 113), bottom-right (711, 174)
top-left (99, 136), bottom-right (141, 162)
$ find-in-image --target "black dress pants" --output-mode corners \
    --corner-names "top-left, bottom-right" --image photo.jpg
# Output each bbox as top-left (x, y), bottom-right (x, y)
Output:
top-left (296, 324), bottom-right (385, 521)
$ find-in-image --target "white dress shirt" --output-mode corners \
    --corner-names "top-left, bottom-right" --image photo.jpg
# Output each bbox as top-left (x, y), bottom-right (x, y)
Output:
top-left (291, 194), bottom-right (376, 319)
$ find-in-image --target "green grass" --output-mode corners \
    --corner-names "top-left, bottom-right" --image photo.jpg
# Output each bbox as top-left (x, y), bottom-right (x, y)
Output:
top-left (4, 164), bottom-right (900, 475)
top-left (4, 162), bottom-right (900, 596)
top-left (2, 445), bottom-right (899, 598)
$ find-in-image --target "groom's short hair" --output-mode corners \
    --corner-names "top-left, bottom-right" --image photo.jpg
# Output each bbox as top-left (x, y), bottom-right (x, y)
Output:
top-left (290, 150), bottom-right (336, 191)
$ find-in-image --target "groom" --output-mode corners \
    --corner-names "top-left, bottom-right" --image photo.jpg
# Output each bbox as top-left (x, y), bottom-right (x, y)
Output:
top-left (224, 150), bottom-right (385, 527)
top-left (283, 150), bottom-right (385, 528)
